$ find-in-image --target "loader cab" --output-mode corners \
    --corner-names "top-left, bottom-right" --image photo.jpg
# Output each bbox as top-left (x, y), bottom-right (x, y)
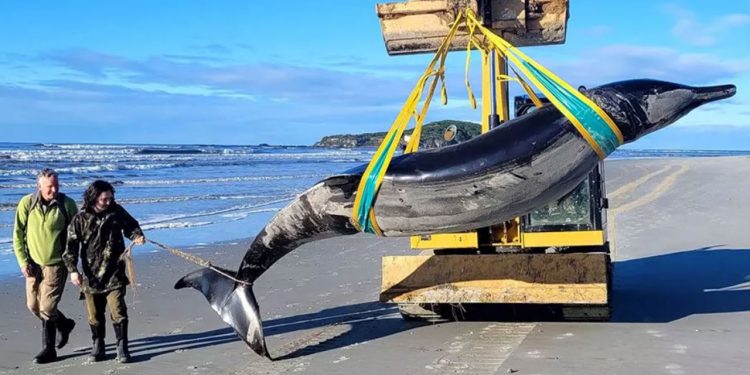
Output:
top-left (513, 95), bottom-right (608, 236)
top-left (514, 95), bottom-right (606, 233)
top-left (502, 95), bottom-right (608, 251)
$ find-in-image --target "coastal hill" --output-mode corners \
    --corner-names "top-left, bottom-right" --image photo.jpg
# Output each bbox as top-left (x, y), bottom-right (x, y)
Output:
top-left (314, 120), bottom-right (481, 148)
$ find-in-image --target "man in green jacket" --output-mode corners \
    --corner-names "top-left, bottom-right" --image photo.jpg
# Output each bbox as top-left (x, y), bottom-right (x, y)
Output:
top-left (13, 168), bottom-right (78, 364)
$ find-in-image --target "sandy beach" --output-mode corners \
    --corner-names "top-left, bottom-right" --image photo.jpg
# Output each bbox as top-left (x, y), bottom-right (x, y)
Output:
top-left (2, 156), bottom-right (750, 374)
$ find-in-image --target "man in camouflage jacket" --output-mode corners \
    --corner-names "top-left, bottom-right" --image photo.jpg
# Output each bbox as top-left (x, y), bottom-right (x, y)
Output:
top-left (63, 180), bottom-right (144, 363)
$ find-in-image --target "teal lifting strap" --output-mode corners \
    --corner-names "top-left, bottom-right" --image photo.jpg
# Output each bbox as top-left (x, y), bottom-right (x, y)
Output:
top-left (523, 62), bottom-right (620, 156)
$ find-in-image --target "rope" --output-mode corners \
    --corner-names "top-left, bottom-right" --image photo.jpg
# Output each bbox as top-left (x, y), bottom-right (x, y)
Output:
top-left (120, 242), bottom-right (137, 290)
top-left (119, 242), bottom-right (137, 305)
top-left (147, 239), bottom-right (253, 286)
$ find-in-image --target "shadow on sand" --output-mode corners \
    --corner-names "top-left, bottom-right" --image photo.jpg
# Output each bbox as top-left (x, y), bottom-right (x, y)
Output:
top-left (114, 301), bottom-right (417, 362)
top-left (263, 301), bottom-right (415, 360)
top-left (117, 246), bottom-right (750, 360)
top-left (612, 246), bottom-right (750, 322)
top-left (69, 327), bottom-right (240, 363)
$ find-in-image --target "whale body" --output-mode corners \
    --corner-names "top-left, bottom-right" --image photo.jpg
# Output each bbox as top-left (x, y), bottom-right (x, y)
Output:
top-left (176, 79), bottom-right (736, 357)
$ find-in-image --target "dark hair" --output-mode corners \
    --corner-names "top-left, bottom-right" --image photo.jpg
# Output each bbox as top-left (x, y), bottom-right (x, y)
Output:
top-left (82, 180), bottom-right (116, 210)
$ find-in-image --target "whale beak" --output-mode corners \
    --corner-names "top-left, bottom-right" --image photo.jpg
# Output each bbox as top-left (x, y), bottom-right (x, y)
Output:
top-left (694, 84), bottom-right (736, 103)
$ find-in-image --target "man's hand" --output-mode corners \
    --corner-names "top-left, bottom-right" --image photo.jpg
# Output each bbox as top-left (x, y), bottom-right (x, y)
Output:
top-left (133, 235), bottom-right (146, 246)
top-left (70, 272), bottom-right (82, 287)
top-left (21, 264), bottom-right (34, 278)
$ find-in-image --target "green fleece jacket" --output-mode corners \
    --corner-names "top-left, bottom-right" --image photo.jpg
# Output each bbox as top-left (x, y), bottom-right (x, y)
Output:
top-left (13, 193), bottom-right (78, 268)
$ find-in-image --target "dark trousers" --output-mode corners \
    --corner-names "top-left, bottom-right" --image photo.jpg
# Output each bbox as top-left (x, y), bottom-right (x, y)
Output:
top-left (84, 288), bottom-right (127, 326)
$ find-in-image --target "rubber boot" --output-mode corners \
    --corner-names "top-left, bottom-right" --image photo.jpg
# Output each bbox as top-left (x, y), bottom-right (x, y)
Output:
top-left (32, 320), bottom-right (58, 364)
top-left (113, 320), bottom-right (130, 363)
top-left (87, 324), bottom-right (105, 363)
top-left (55, 311), bottom-right (75, 349)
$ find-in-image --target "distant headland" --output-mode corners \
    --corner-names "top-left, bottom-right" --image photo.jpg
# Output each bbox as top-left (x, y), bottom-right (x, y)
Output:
top-left (313, 120), bottom-right (481, 148)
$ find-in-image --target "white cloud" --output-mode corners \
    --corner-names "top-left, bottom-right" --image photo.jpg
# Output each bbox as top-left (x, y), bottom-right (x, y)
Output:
top-left (545, 44), bottom-right (749, 87)
top-left (663, 4), bottom-right (750, 46)
top-left (2, 41), bottom-right (749, 144)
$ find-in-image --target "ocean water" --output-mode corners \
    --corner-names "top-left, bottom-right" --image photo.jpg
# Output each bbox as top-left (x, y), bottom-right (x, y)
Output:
top-left (0, 143), bottom-right (371, 278)
top-left (1, 142), bottom-right (749, 278)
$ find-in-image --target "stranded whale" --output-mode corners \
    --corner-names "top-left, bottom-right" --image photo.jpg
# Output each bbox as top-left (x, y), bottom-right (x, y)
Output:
top-left (176, 79), bottom-right (736, 357)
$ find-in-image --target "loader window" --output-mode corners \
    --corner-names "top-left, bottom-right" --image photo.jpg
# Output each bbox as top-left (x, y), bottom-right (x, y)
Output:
top-left (526, 178), bottom-right (594, 231)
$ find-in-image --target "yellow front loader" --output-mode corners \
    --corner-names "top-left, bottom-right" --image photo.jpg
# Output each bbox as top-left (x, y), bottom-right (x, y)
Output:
top-left (375, 0), bottom-right (612, 321)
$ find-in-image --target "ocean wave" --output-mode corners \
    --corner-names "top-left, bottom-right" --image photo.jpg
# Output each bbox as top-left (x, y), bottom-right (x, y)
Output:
top-left (0, 173), bottom-right (326, 189)
top-left (12, 149), bottom-right (134, 160)
top-left (0, 149), bottom-right (370, 176)
top-left (137, 148), bottom-right (205, 155)
top-left (121, 174), bottom-right (325, 186)
top-left (0, 193), bottom-right (293, 211)
top-left (0, 156), bottom-right (365, 178)
top-left (0, 203), bottom-right (18, 212)
top-left (221, 207), bottom-right (279, 220)
top-left (242, 151), bottom-right (373, 159)
top-left (141, 221), bottom-right (213, 230)
top-left (2, 143), bottom-right (366, 156)
top-left (328, 159), bottom-right (365, 163)
top-left (0, 237), bottom-right (12, 245)
top-left (118, 193), bottom-right (290, 205)
top-left (140, 197), bottom-right (291, 226)
top-left (0, 163), bottom-right (183, 177)
top-left (43, 144), bottom-right (133, 150)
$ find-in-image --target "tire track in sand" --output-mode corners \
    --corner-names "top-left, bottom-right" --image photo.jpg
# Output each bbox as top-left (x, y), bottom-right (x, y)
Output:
top-left (234, 324), bottom-right (352, 374)
top-left (608, 162), bottom-right (689, 259)
top-left (607, 164), bottom-right (674, 200)
top-left (426, 323), bottom-right (536, 374)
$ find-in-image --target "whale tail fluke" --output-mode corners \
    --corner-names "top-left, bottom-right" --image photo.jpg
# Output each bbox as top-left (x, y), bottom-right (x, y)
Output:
top-left (175, 268), bottom-right (271, 359)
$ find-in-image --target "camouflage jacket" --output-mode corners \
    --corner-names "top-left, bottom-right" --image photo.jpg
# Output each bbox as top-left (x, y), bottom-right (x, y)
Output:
top-left (63, 204), bottom-right (143, 294)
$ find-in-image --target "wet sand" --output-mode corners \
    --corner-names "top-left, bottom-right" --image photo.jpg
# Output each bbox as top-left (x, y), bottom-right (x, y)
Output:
top-left (1, 156), bottom-right (750, 374)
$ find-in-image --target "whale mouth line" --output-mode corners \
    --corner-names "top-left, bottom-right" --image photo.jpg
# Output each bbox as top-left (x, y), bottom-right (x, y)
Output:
top-left (695, 84), bottom-right (737, 102)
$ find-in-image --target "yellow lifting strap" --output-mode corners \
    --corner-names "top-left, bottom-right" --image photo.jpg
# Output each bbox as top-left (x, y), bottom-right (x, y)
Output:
top-left (462, 10), bottom-right (624, 157)
top-left (352, 8), bottom-right (624, 235)
top-left (352, 11), bottom-right (464, 234)
top-left (511, 66), bottom-right (545, 108)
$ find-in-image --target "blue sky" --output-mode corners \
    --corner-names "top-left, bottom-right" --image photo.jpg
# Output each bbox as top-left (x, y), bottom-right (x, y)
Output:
top-left (0, 1), bottom-right (748, 149)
